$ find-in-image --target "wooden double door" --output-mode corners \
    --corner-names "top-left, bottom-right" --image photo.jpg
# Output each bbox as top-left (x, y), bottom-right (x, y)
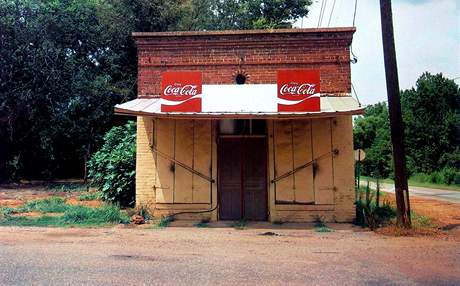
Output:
top-left (218, 137), bottom-right (268, 221)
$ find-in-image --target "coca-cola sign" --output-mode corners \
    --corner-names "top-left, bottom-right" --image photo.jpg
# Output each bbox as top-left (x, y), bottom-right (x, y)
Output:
top-left (277, 70), bottom-right (321, 112)
top-left (161, 71), bottom-right (202, 112)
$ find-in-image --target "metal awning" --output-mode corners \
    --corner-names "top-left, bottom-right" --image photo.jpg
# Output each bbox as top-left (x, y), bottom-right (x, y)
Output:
top-left (114, 96), bottom-right (364, 119)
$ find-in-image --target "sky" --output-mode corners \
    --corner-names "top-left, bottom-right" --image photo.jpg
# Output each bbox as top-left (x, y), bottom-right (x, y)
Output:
top-left (295, 0), bottom-right (460, 105)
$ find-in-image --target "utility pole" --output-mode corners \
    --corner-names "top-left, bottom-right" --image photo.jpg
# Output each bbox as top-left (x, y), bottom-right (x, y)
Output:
top-left (379, 0), bottom-right (411, 227)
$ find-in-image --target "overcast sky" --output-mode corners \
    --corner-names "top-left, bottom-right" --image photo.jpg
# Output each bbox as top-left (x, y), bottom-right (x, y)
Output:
top-left (295, 0), bottom-right (460, 105)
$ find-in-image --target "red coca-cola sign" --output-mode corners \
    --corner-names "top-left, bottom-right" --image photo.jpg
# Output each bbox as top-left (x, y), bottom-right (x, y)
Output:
top-left (161, 71), bottom-right (202, 112)
top-left (277, 70), bottom-right (321, 112)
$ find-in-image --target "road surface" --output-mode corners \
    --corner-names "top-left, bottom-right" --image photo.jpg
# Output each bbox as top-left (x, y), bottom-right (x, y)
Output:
top-left (0, 225), bottom-right (459, 285)
top-left (365, 182), bottom-right (460, 204)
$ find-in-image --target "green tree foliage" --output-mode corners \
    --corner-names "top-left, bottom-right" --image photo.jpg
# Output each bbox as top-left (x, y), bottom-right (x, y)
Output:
top-left (0, 0), bottom-right (182, 180)
top-left (354, 73), bottom-right (460, 184)
top-left (177, 0), bottom-right (312, 30)
top-left (401, 73), bottom-right (460, 175)
top-left (0, 0), bottom-right (312, 182)
top-left (87, 121), bottom-right (136, 206)
top-left (354, 103), bottom-right (393, 178)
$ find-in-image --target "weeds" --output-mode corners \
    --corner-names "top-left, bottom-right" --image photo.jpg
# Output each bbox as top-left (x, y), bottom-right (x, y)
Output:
top-left (314, 216), bottom-right (334, 232)
top-left (195, 219), bottom-right (210, 228)
top-left (355, 200), bottom-right (396, 230)
top-left (411, 212), bottom-right (437, 228)
top-left (21, 197), bottom-right (70, 213)
top-left (47, 182), bottom-right (88, 193)
top-left (78, 191), bottom-right (101, 201)
top-left (62, 204), bottom-right (129, 224)
top-left (231, 219), bottom-right (247, 229)
top-left (154, 216), bottom-right (175, 229)
top-left (0, 198), bottom-right (129, 227)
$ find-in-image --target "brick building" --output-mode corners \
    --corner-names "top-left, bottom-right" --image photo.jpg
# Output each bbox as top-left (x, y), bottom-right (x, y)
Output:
top-left (115, 28), bottom-right (364, 222)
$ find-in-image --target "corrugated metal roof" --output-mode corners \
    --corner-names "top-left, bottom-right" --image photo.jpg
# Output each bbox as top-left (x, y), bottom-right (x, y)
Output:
top-left (114, 96), bottom-right (364, 119)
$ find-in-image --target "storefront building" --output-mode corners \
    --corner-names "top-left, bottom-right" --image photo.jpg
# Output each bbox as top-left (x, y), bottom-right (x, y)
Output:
top-left (115, 28), bottom-right (364, 222)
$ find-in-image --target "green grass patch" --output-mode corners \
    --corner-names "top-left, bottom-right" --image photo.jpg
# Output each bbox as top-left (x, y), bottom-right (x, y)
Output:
top-left (313, 216), bottom-right (334, 233)
top-left (231, 219), bottom-right (247, 229)
top-left (0, 198), bottom-right (129, 227)
top-left (47, 182), bottom-right (88, 193)
top-left (411, 212), bottom-right (437, 228)
top-left (78, 191), bottom-right (101, 201)
top-left (194, 219), bottom-right (210, 228)
top-left (20, 197), bottom-right (70, 213)
top-left (153, 216), bottom-right (175, 229)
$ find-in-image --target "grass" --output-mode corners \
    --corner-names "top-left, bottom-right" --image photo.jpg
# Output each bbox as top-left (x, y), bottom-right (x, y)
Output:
top-left (0, 198), bottom-right (129, 227)
top-left (20, 197), bottom-right (70, 213)
top-left (361, 176), bottom-right (460, 191)
top-left (194, 219), bottom-right (210, 228)
top-left (47, 182), bottom-right (88, 193)
top-left (314, 216), bottom-right (334, 233)
top-left (231, 219), bottom-right (247, 229)
top-left (78, 191), bottom-right (101, 201)
top-left (411, 212), bottom-right (437, 228)
top-left (153, 216), bottom-right (175, 229)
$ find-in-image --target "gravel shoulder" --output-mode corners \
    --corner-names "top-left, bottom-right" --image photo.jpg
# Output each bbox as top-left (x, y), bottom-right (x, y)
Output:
top-left (0, 225), bottom-right (459, 286)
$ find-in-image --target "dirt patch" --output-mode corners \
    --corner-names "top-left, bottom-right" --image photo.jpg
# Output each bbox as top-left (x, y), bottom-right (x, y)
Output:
top-left (0, 199), bottom-right (24, 208)
top-left (66, 197), bottom-right (102, 208)
top-left (378, 193), bottom-right (460, 239)
top-left (10, 212), bottom-right (63, 218)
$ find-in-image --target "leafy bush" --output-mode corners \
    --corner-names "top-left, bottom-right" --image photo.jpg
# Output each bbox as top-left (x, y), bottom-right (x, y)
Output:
top-left (411, 167), bottom-right (460, 185)
top-left (87, 121), bottom-right (136, 207)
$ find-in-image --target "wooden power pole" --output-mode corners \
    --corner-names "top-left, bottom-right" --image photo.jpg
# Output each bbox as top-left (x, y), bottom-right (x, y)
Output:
top-left (379, 0), bottom-right (411, 227)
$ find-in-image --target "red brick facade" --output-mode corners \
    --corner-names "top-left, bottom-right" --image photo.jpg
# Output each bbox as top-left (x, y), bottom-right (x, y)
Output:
top-left (134, 28), bottom-right (355, 98)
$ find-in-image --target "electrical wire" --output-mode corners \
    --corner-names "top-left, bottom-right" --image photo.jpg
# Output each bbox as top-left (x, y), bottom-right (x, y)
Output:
top-left (327, 0), bottom-right (337, 27)
top-left (352, 0), bottom-right (358, 26)
top-left (351, 82), bottom-right (362, 107)
top-left (350, 0), bottom-right (358, 63)
top-left (317, 0), bottom-right (326, 28)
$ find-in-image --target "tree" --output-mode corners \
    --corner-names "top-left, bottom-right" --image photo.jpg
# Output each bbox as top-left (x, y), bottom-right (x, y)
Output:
top-left (0, 0), bottom-right (313, 182)
top-left (177, 0), bottom-right (312, 30)
top-left (353, 73), bottom-right (460, 184)
top-left (354, 103), bottom-right (392, 178)
top-left (401, 73), bottom-right (460, 175)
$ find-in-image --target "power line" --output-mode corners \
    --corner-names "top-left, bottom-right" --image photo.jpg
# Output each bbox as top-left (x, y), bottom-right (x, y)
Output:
top-left (318, 0), bottom-right (329, 28)
top-left (353, 0), bottom-right (358, 26)
top-left (350, 0), bottom-right (358, 63)
top-left (317, 0), bottom-right (326, 28)
top-left (327, 0), bottom-right (337, 27)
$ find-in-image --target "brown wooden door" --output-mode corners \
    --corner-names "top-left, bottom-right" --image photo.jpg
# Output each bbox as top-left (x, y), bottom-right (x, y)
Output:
top-left (218, 137), bottom-right (268, 221)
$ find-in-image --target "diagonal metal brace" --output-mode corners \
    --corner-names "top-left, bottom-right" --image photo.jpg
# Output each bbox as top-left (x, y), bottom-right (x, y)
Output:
top-left (150, 145), bottom-right (215, 183)
top-left (271, 149), bottom-right (338, 184)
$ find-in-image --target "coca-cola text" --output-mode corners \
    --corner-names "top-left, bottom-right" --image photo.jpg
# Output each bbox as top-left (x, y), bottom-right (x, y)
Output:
top-left (163, 84), bottom-right (198, 96)
top-left (279, 83), bottom-right (316, 96)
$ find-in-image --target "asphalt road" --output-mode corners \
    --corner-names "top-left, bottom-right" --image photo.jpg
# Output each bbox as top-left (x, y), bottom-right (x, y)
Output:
top-left (0, 225), bottom-right (459, 286)
top-left (366, 182), bottom-right (460, 204)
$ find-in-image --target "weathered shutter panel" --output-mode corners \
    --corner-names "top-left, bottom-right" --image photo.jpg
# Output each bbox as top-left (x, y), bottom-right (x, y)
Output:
top-left (174, 120), bottom-right (194, 203)
top-left (312, 118), bottom-right (334, 204)
top-left (155, 119), bottom-right (175, 203)
top-left (192, 120), bottom-right (212, 203)
top-left (292, 120), bottom-right (314, 203)
top-left (274, 120), bottom-right (295, 203)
